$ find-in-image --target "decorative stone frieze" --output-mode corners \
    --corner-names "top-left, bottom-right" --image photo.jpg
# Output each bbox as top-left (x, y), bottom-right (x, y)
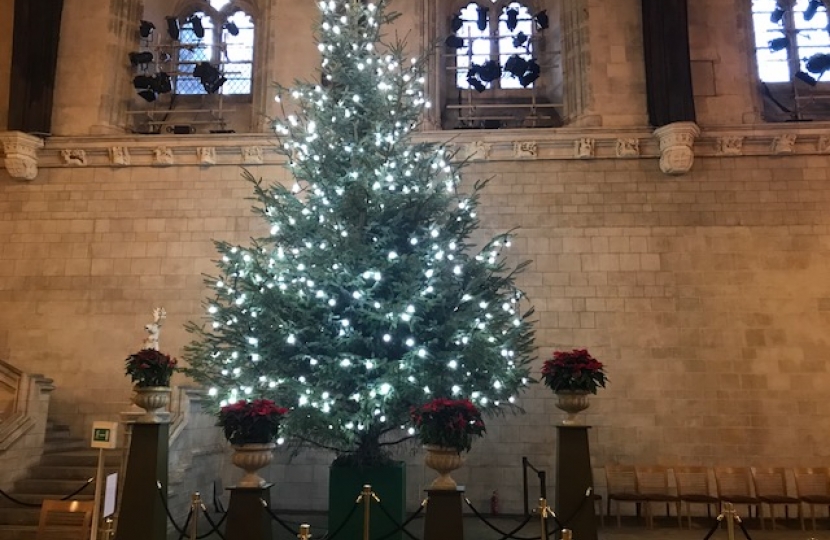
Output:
top-left (0, 131), bottom-right (44, 180)
top-left (772, 134), bottom-right (797, 154)
top-left (818, 136), bottom-right (830, 153)
top-left (462, 140), bottom-right (492, 161)
top-left (717, 136), bottom-right (743, 156)
top-left (574, 138), bottom-right (595, 159)
top-left (243, 146), bottom-right (264, 164)
top-left (513, 141), bottom-right (538, 159)
top-left (109, 146), bottom-right (131, 166)
top-left (60, 149), bottom-right (88, 166)
top-left (653, 122), bottom-right (700, 176)
top-left (615, 138), bottom-right (640, 158)
top-left (198, 147), bottom-right (217, 166)
top-left (153, 146), bottom-right (174, 166)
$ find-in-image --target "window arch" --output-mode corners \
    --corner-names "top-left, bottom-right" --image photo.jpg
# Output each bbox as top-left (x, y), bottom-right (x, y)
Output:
top-left (175, 2), bottom-right (255, 95)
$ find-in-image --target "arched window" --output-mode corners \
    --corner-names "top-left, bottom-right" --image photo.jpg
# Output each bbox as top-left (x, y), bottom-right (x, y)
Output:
top-left (175, 1), bottom-right (255, 95)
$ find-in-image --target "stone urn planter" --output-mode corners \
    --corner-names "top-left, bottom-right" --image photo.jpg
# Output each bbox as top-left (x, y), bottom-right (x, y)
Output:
top-left (132, 386), bottom-right (171, 423)
top-left (424, 445), bottom-right (465, 489)
top-left (554, 390), bottom-right (590, 425)
top-left (231, 443), bottom-right (276, 488)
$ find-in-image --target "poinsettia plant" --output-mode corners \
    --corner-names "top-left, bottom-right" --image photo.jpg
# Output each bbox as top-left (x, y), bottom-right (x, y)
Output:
top-left (125, 349), bottom-right (178, 387)
top-left (541, 349), bottom-right (607, 394)
top-left (218, 398), bottom-right (289, 445)
top-left (410, 398), bottom-right (486, 453)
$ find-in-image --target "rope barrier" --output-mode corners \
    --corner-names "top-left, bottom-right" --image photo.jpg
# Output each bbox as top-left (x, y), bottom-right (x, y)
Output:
top-left (465, 498), bottom-right (553, 540)
top-left (261, 496), bottom-right (360, 540)
top-left (260, 500), bottom-right (299, 535)
top-left (156, 481), bottom-right (190, 536)
top-left (701, 515), bottom-right (722, 540)
top-left (735, 515), bottom-right (753, 540)
top-left (374, 498), bottom-right (425, 540)
top-left (0, 477), bottom-right (94, 508)
top-left (176, 508), bottom-right (194, 540)
top-left (201, 504), bottom-right (227, 540)
top-left (196, 508), bottom-right (228, 540)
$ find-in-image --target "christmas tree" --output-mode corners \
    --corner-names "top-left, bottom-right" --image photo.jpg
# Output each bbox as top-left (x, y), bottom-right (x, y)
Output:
top-left (185, 0), bottom-right (536, 465)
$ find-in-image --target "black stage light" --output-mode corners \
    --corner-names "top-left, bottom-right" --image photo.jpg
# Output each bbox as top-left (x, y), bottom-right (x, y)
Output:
top-left (478, 60), bottom-right (501, 83)
top-left (445, 35), bottom-right (465, 49)
top-left (129, 51), bottom-right (154, 66)
top-left (189, 16), bottom-right (205, 39)
top-left (506, 8), bottom-right (519, 31)
top-left (806, 52), bottom-right (830, 75)
top-left (194, 62), bottom-right (227, 94)
top-left (795, 70), bottom-right (818, 86)
top-left (513, 31), bottom-right (528, 48)
top-left (166, 16), bottom-right (180, 40)
top-left (504, 54), bottom-right (528, 78)
top-left (805, 0), bottom-right (823, 21)
top-left (467, 72), bottom-right (486, 92)
top-left (133, 75), bottom-right (155, 90)
top-left (154, 72), bottom-right (172, 94)
top-left (139, 20), bottom-right (155, 38)
top-left (225, 21), bottom-right (239, 36)
top-left (535, 10), bottom-right (549, 30)
top-left (519, 59), bottom-right (541, 87)
top-left (768, 36), bottom-right (789, 51)
top-left (137, 89), bottom-right (157, 102)
top-left (477, 6), bottom-right (488, 31)
top-left (770, 6), bottom-right (786, 23)
top-left (451, 14), bottom-right (463, 32)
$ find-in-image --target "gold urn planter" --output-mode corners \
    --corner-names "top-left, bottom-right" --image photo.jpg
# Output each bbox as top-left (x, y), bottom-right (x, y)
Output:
top-left (132, 386), bottom-right (172, 423)
top-left (554, 390), bottom-right (590, 425)
top-left (424, 445), bottom-right (465, 490)
top-left (231, 443), bottom-right (276, 488)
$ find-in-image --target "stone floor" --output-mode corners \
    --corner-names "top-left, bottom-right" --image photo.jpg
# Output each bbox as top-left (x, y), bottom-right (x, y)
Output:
top-left (178, 512), bottom-right (830, 540)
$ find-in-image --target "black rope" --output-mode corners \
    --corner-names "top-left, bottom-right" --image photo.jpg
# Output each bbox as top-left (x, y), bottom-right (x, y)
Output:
top-left (374, 499), bottom-right (424, 540)
top-left (736, 517), bottom-right (753, 540)
top-left (0, 477), bottom-right (94, 508)
top-left (465, 498), bottom-right (557, 540)
top-left (156, 481), bottom-right (189, 536)
top-left (261, 501), bottom-right (299, 535)
top-left (202, 506), bottom-right (227, 540)
top-left (701, 516), bottom-right (722, 540)
top-left (557, 488), bottom-right (592, 529)
top-left (197, 507), bottom-right (228, 539)
top-left (318, 500), bottom-right (361, 540)
top-left (177, 509), bottom-right (194, 540)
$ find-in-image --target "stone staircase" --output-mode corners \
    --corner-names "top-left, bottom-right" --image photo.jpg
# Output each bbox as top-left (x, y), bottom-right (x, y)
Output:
top-left (0, 421), bottom-right (120, 540)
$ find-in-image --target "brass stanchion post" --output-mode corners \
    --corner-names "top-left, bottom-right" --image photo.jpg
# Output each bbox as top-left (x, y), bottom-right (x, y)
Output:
top-left (724, 502), bottom-right (736, 540)
top-left (562, 529), bottom-right (573, 540)
top-left (356, 484), bottom-right (380, 540)
top-left (538, 497), bottom-right (553, 540)
top-left (190, 492), bottom-right (203, 540)
top-left (297, 523), bottom-right (311, 540)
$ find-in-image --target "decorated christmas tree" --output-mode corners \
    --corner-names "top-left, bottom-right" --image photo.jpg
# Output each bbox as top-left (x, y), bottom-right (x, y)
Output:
top-left (185, 0), bottom-right (536, 466)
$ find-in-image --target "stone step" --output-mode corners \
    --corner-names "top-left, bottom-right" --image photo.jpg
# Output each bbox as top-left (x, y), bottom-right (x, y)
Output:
top-left (0, 525), bottom-right (36, 540)
top-left (27, 465), bottom-right (120, 481)
top-left (42, 438), bottom-right (88, 454)
top-left (0, 508), bottom-right (40, 526)
top-left (39, 451), bottom-right (121, 467)
top-left (12, 478), bottom-right (97, 496)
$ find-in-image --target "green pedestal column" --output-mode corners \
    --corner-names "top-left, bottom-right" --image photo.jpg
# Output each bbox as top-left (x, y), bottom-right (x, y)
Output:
top-left (423, 488), bottom-right (464, 540)
top-left (114, 422), bottom-right (169, 540)
top-left (555, 425), bottom-right (598, 540)
top-left (225, 485), bottom-right (273, 540)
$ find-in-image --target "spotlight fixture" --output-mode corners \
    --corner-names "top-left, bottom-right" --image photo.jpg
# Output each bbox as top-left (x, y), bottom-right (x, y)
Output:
top-left (504, 54), bottom-right (528, 78)
top-left (804, 0), bottom-right (823, 21)
top-left (445, 35), bottom-right (465, 49)
top-left (225, 21), bottom-right (239, 36)
top-left (154, 72), bottom-right (172, 94)
top-left (137, 89), bottom-right (157, 102)
top-left (139, 20), bottom-right (155, 39)
top-left (768, 36), bottom-right (789, 52)
top-left (535, 10), bottom-right (549, 30)
top-left (477, 60), bottom-right (501, 83)
top-left (166, 16), bottom-right (180, 40)
top-left (189, 15), bottom-right (205, 39)
top-left (770, 6), bottom-right (786, 23)
top-left (132, 71), bottom-right (173, 102)
top-left (193, 62), bottom-right (227, 94)
top-left (806, 52), bottom-right (830, 75)
top-left (477, 6), bottom-right (488, 31)
top-left (505, 8), bottom-right (519, 31)
top-left (451, 13), bottom-right (463, 33)
top-left (795, 70), bottom-right (818, 86)
top-left (512, 31), bottom-right (528, 48)
top-left (466, 72), bottom-right (486, 93)
top-left (519, 59), bottom-right (541, 87)
top-left (133, 75), bottom-right (156, 90)
top-left (129, 51), bottom-right (154, 66)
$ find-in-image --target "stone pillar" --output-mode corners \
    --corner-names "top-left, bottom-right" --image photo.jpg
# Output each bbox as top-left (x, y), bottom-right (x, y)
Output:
top-left (252, 1), bottom-right (277, 132)
top-left (560, 0), bottom-right (600, 127)
top-left (0, 131), bottom-right (44, 180)
top-left (51, 0), bottom-right (142, 135)
top-left (0, 0), bottom-right (13, 130)
top-left (654, 121), bottom-right (700, 175)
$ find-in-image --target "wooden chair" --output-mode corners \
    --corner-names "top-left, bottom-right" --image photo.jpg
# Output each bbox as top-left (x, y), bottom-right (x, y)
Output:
top-left (36, 500), bottom-right (94, 540)
top-left (605, 464), bottom-right (647, 527)
top-left (634, 466), bottom-right (681, 528)
top-left (713, 467), bottom-right (760, 522)
top-left (751, 467), bottom-right (799, 530)
top-left (793, 467), bottom-right (830, 530)
top-left (674, 466), bottom-right (719, 529)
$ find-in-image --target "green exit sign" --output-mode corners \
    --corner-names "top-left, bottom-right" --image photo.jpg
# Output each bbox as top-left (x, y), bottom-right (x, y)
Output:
top-left (93, 429), bottom-right (110, 442)
top-left (91, 421), bottom-right (118, 449)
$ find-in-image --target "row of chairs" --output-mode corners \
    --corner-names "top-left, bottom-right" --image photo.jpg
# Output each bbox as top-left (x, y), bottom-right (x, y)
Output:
top-left (602, 465), bottom-right (830, 530)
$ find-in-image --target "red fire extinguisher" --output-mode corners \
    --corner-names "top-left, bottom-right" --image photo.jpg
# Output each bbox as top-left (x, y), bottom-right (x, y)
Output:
top-left (490, 490), bottom-right (500, 515)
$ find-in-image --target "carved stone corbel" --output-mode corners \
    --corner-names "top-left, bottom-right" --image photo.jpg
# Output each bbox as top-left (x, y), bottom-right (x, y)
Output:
top-left (0, 131), bottom-right (45, 180)
top-left (653, 121), bottom-right (700, 175)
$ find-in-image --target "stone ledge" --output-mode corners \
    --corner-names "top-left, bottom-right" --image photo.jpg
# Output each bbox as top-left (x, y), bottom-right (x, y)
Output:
top-left (2, 123), bottom-right (830, 176)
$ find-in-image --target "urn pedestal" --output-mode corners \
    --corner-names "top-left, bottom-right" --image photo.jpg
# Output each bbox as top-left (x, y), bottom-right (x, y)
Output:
top-left (131, 386), bottom-right (171, 423)
top-left (424, 445), bottom-right (465, 489)
top-left (555, 391), bottom-right (590, 425)
top-left (231, 443), bottom-right (275, 488)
